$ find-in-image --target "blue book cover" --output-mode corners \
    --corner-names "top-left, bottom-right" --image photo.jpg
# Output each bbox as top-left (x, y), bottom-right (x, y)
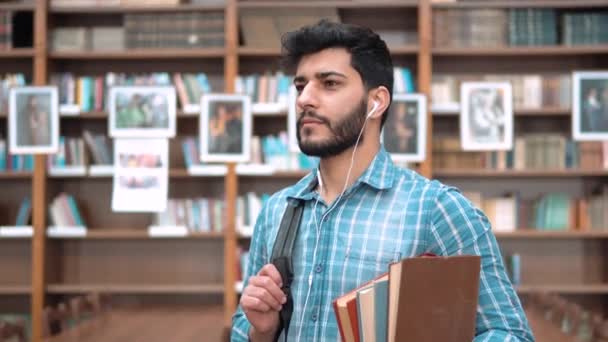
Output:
top-left (15, 197), bottom-right (31, 226)
top-left (66, 195), bottom-right (85, 227)
top-left (373, 279), bottom-right (389, 342)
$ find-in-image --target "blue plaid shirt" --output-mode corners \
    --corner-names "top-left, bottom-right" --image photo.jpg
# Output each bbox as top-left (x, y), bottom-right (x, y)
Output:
top-left (232, 147), bottom-right (534, 342)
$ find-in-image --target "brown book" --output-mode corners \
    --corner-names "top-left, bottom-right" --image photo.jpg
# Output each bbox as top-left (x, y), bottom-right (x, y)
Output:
top-left (388, 255), bottom-right (481, 342)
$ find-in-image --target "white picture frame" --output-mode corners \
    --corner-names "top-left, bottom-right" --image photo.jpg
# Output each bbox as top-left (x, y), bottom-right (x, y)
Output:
top-left (572, 71), bottom-right (608, 141)
top-left (460, 82), bottom-right (513, 151)
top-left (9, 86), bottom-right (59, 155)
top-left (287, 85), bottom-right (300, 153)
top-left (108, 86), bottom-right (176, 138)
top-left (200, 94), bottom-right (252, 163)
top-left (381, 93), bottom-right (427, 162)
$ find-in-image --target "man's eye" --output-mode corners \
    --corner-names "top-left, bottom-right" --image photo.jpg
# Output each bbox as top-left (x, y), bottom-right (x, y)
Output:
top-left (325, 80), bottom-right (338, 87)
top-left (295, 85), bottom-right (304, 93)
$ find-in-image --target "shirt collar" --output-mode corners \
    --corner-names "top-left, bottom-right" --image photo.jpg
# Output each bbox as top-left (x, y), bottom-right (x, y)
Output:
top-left (287, 145), bottom-right (396, 202)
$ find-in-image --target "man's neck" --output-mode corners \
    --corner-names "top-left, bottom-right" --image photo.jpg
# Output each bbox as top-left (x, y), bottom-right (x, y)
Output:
top-left (317, 139), bottom-right (380, 205)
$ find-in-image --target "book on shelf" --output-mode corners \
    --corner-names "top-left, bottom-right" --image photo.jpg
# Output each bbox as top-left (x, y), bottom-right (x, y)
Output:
top-left (49, 193), bottom-right (86, 229)
top-left (235, 72), bottom-right (292, 108)
top-left (47, 136), bottom-right (87, 175)
top-left (235, 192), bottom-right (269, 235)
top-left (433, 136), bottom-right (607, 171)
top-left (239, 8), bottom-right (339, 48)
top-left (333, 255), bottom-right (481, 342)
top-left (0, 137), bottom-right (34, 172)
top-left (83, 130), bottom-right (113, 166)
top-left (0, 10), bottom-right (12, 50)
top-left (462, 190), bottom-right (608, 232)
top-left (154, 197), bottom-right (225, 233)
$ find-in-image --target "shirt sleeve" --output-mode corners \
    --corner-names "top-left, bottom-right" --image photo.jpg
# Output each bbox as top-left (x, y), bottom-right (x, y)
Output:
top-left (231, 201), bottom-right (272, 342)
top-left (426, 186), bottom-right (535, 342)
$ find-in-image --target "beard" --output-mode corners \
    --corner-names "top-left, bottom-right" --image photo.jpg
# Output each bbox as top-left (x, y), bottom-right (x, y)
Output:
top-left (297, 100), bottom-right (367, 158)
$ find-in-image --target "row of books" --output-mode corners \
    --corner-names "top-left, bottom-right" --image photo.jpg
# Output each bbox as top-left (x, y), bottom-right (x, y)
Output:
top-left (465, 189), bottom-right (608, 232)
top-left (52, 26), bottom-right (125, 52)
top-left (47, 136), bottom-right (87, 169)
top-left (235, 72), bottom-right (292, 106)
top-left (153, 197), bottom-right (226, 233)
top-left (433, 137), bottom-right (608, 171)
top-left (125, 12), bottom-right (224, 49)
top-left (432, 73), bottom-right (571, 111)
top-left (433, 9), bottom-right (608, 48)
top-left (51, 0), bottom-right (183, 6)
top-left (51, 72), bottom-right (215, 113)
top-left (235, 192), bottom-right (269, 236)
top-left (0, 138), bottom-right (35, 171)
top-left (0, 73), bottom-right (27, 114)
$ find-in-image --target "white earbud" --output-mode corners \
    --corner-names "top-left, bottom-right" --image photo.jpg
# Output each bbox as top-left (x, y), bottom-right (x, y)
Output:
top-left (367, 101), bottom-right (379, 118)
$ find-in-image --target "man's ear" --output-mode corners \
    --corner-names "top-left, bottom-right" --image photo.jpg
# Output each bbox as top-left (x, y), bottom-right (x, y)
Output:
top-left (367, 86), bottom-right (391, 120)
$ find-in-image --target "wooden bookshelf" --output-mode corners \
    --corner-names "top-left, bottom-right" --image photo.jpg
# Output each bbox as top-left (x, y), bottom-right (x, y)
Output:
top-left (54, 229), bottom-right (225, 240)
top-left (0, 286), bottom-right (31, 295)
top-left (0, 1), bottom-right (35, 11)
top-left (495, 231), bottom-right (608, 239)
top-left (49, 4), bottom-right (225, 13)
top-left (517, 284), bottom-right (608, 295)
top-left (238, 0), bottom-right (419, 9)
top-left (48, 48), bottom-right (226, 60)
top-left (433, 169), bottom-right (608, 178)
top-left (2, 1), bottom-right (607, 340)
top-left (433, 45), bottom-right (608, 56)
top-left (46, 284), bottom-right (224, 295)
top-left (0, 172), bottom-right (33, 179)
top-left (432, 0), bottom-right (608, 9)
top-left (0, 48), bottom-right (36, 58)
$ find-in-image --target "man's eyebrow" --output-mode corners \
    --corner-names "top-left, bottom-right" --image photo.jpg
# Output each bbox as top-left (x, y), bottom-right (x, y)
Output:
top-left (316, 71), bottom-right (347, 79)
top-left (293, 76), bottom-right (306, 84)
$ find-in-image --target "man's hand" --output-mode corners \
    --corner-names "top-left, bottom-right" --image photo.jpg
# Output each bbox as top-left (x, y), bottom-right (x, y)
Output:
top-left (241, 264), bottom-right (287, 341)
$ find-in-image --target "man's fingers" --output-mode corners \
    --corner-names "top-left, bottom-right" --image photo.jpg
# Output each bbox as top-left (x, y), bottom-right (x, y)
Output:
top-left (240, 293), bottom-right (272, 312)
top-left (258, 264), bottom-right (283, 287)
top-left (248, 276), bottom-right (287, 306)
top-left (245, 283), bottom-right (282, 311)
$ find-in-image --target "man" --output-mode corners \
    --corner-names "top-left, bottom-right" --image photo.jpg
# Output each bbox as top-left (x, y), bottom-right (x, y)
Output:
top-left (232, 20), bottom-right (533, 342)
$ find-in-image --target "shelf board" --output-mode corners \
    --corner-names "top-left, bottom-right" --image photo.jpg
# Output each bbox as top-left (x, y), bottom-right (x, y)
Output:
top-left (495, 230), bottom-right (608, 239)
top-left (46, 284), bottom-right (224, 295)
top-left (50, 4), bottom-right (225, 13)
top-left (0, 48), bottom-right (35, 58)
top-left (239, 45), bottom-right (418, 57)
top-left (516, 284), bottom-right (608, 295)
top-left (0, 285), bottom-right (31, 295)
top-left (433, 45), bottom-right (608, 56)
top-left (0, 171), bottom-right (32, 179)
top-left (432, 169), bottom-right (608, 178)
top-left (76, 229), bottom-right (224, 240)
top-left (433, 107), bottom-right (570, 117)
top-left (239, 0), bottom-right (418, 9)
top-left (433, 1), bottom-right (608, 9)
top-left (49, 48), bottom-right (225, 60)
top-left (0, 1), bottom-right (35, 11)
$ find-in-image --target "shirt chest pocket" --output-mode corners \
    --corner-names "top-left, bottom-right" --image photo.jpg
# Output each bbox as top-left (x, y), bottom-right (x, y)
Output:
top-left (345, 247), bottom-right (402, 275)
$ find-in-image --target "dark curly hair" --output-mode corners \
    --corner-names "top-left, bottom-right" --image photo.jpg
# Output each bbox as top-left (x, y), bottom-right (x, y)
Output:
top-left (281, 19), bottom-right (394, 126)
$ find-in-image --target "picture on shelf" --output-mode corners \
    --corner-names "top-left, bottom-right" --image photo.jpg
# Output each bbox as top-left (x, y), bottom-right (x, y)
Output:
top-left (109, 86), bottom-right (176, 138)
top-left (460, 82), bottom-right (513, 151)
top-left (573, 71), bottom-right (608, 141)
top-left (382, 93), bottom-right (427, 162)
top-left (9, 86), bottom-right (59, 154)
top-left (112, 139), bottom-right (168, 213)
top-left (200, 94), bottom-right (251, 163)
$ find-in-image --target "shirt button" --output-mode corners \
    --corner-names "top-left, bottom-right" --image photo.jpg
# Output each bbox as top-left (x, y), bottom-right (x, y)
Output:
top-left (311, 313), bottom-right (318, 322)
top-left (315, 264), bottom-right (323, 273)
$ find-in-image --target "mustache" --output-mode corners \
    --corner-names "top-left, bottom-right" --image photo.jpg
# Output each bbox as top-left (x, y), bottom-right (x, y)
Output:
top-left (297, 110), bottom-right (330, 126)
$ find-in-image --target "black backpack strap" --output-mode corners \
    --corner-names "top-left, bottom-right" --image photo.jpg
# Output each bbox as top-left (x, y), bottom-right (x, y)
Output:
top-left (270, 199), bottom-right (304, 342)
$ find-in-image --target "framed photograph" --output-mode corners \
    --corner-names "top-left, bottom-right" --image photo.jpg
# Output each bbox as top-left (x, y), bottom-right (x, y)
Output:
top-left (573, 71), bottom-right (608, 141)
top-left (200, 94), bottom-right (252, 163)
top-left (287, 85), bottom-right (299, 153)
top-left (9, 86), bottom-right (59, 154)
top-left (382, 93), bottom-right (427, 162)
top-left (460, 82), bottom-right (513, 151)
top-left (109, 86), bottom-right (176, 138)
top-left (112, 138), bottom-right (168, 213)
